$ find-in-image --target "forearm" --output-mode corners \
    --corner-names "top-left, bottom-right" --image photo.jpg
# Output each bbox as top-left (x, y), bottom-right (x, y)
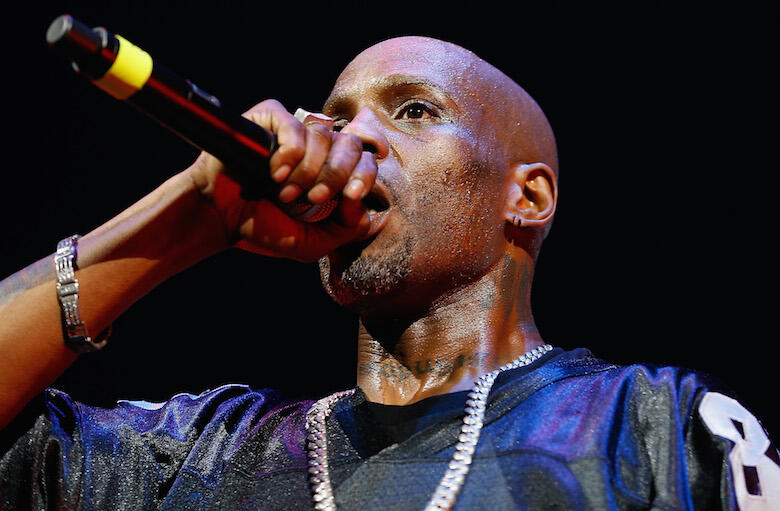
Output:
top-left (0, 170), bottom-right (228, 430)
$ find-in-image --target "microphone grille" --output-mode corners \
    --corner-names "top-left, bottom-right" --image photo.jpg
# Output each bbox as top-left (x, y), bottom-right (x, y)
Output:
top-left (282, 198), bottom-right (339, 223)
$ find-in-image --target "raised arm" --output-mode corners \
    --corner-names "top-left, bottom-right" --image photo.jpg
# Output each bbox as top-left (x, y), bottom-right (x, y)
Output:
top-left (0, 100), bottom-right (376, 430)
top-left (0, 170), bottom-right (229, 430)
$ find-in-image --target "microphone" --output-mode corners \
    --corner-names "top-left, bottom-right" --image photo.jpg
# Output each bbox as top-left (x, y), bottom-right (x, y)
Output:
top-left (45, 14), bottom-right (336, 222)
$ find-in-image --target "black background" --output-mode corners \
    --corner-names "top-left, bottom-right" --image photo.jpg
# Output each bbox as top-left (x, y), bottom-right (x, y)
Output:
top-left (1, 2), bottom-right (775, 437)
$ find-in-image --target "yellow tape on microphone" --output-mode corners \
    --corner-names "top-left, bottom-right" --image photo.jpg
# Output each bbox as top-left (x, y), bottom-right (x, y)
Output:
top-left (92, 35), bottom-right (153, 100)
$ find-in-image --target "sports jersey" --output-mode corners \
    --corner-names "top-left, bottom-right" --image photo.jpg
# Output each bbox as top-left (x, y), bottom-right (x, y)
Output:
top-left (1, 348), bottom-right (778, 510)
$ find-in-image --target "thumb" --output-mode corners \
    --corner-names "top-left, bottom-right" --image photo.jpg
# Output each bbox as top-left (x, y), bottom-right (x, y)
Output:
top-left (334, 196), bottom-right (369, 229)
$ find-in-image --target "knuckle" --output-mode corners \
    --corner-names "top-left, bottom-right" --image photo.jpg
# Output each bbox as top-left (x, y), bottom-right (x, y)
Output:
top-left (289, 163), bottom-right (319, 187)
top-left (325, 149), bottom-right (359, 176)
top-left (338, 132), bottom-right (363, 151)
top-left (248, 99), bottom-right (281, 119)
top-left (290, 160), bottom-right (321, 184)
top-left (260, 98), bottom-right (284, 110)
top-left (319, 161), bottom-right (351, 184)
top-left (307, 122), bottom-right (332, 135)
top-left (287, 113), bottom-right (306, 129)
top-left (360, 151), bottom-right (378, 170)
top-left (307, 123), bottom-right (333, 143)
top-left (279, 143), bottom-right (305, 163)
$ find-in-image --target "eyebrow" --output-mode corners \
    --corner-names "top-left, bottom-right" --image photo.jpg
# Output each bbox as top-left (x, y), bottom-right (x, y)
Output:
top-left (325, 73), bottom-right (459, 114)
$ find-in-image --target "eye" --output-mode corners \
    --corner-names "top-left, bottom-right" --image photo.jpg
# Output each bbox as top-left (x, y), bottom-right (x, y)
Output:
top-left (396, 101), bottom-right (438, 121)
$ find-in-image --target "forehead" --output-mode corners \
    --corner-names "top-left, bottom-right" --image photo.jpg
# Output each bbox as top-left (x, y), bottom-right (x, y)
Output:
top-left (326, 37), bottom-right (482, 108)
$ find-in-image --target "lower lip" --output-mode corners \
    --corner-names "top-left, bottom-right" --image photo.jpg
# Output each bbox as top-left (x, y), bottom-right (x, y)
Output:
top-left (364, 209), bottom-right (390, 239)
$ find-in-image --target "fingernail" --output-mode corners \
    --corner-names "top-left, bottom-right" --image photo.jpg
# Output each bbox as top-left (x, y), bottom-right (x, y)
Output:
top-left (272, 164), bottom-right (291, 182)
top-left (344, 179), bottom-right (365, 200)
top-left (294, 108), bottom-right (334, 129)
top-left (279, 183), bottom-right (300, 203)
top-left (308, 183), bottom-right (331, 204)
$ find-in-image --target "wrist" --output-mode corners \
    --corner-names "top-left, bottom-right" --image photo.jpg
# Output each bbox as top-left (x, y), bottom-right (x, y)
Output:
top-left (155, 170), bottom-right (238, 273)
top-left (185, 156), bottom-right (250, 249)
top-left (79, 171), bottom-right (231, 279)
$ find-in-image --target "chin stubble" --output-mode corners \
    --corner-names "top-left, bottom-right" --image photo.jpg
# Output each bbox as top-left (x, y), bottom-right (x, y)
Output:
top-left (319, 234), bottom-right (414, 300)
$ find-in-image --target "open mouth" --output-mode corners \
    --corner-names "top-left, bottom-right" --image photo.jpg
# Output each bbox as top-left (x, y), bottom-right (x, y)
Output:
top-left (362, 190), bottom-right (390, 216)
top-left (360, 183), bottom-right (392, 239)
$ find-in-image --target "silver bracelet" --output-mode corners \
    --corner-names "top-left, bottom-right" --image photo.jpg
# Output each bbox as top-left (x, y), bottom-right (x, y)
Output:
top-left (55, 235), bottom-right (110, 352)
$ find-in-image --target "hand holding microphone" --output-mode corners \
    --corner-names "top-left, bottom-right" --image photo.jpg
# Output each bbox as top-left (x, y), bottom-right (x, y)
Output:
top-left (46, 14), bottom-right (380, 262)
top-left (45, 15), bottom-right (375, 221)
top-left (189, 99), bottom-right (377, 262)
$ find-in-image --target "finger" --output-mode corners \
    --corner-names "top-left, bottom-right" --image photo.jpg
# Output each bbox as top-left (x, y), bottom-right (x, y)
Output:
top-left (295, 108), bottom-right (335, 131)
top-left (235, 199), bottom-right (367, 263)
top-left (333, 196), bottom-right (370, 229)
top-left (307, 132), bottom-right (363, 205)
top-left (235, 202), bottom-right (310, 260)
top-left (303, 205), bottom-right (370, 255)
top-left (245, 100), bottom-right (305, 182)
top-left (342, 151), bottom-right (378, 201)
top-left (279, 123), bottom-right (332, 203)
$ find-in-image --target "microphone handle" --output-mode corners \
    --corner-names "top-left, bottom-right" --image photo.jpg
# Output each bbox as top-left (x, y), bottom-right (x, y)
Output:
top-left (46, 14), bottom-right (335, 222)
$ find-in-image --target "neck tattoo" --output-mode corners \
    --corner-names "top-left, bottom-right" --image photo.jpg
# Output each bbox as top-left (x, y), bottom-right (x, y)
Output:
top-left (358, 351), bottom-right (490, 383)
top-left (305, 344), bottom-right (554, 510)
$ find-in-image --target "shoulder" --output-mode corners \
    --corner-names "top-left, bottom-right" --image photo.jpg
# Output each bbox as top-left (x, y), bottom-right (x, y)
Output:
top-left (526, 348), bottom-right (748, 458)
top-left (53, 384), bottom-right (303, 439)
top-left (532, 348), bottom-right (729, 410)
top-left (45, 385), bottom-right (313, 492)
top-left (544, 348), bottom-right (733, 412)
top-left (1, 385), bottom-right (306, 509)
top-left (27, 384), bottom-right (311, 457)
top-left (498, 348), bottom-right (732, 449)
top-left (550, 349), bottom-right (780, 508)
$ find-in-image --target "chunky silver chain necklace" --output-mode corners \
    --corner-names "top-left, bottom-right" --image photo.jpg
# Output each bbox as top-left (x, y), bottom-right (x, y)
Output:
top-left (305, 344), bottom-right (553, 511)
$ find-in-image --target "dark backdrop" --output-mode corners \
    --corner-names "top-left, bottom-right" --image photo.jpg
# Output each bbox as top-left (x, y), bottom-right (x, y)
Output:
top-left (2, 2), bottom-right (774, 436)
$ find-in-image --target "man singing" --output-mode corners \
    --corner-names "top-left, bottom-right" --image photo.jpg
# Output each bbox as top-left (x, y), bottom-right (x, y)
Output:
top-left (1, 36), bottom-right (777, 510)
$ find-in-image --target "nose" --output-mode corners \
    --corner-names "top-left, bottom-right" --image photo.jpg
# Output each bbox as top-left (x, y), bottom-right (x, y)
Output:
top-left (340, 107), bottom-right (390, 160)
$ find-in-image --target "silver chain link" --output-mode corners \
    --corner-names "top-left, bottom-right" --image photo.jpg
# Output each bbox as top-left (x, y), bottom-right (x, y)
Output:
top-left (305, 344), bottom-right (553, 511)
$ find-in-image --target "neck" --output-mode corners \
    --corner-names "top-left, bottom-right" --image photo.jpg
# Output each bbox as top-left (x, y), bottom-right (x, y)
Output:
top-left (356, 253), bottom-right (544, 405)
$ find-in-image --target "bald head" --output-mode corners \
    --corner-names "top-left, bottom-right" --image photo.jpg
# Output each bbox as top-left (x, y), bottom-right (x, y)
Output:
top-left (319, 36), bottom-right (558, 312)
top-left (332, 36), bottom-right (558, 177)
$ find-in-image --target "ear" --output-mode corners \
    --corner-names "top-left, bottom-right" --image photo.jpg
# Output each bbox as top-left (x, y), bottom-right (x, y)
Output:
top-left (503, 162), bottom-right (557, 229)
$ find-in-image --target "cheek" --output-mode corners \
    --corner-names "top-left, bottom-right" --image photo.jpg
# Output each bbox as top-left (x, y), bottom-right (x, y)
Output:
top-left (401, 128), bottom-right (504, 269)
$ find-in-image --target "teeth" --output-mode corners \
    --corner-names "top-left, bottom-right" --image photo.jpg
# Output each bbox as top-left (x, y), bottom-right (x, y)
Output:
top-left (367, 208), bottom-right (378, 215)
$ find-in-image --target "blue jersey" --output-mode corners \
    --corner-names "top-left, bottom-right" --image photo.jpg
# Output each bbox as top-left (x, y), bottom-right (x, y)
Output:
top-left (1, 348), bottom-right (778, 509)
